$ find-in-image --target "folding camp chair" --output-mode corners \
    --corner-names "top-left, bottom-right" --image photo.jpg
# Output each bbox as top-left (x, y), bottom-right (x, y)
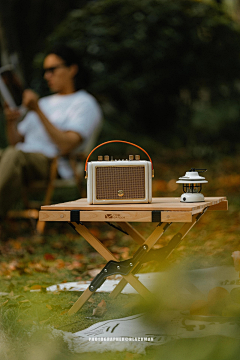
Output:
top-left (7, 123), bottom-right (102, 234)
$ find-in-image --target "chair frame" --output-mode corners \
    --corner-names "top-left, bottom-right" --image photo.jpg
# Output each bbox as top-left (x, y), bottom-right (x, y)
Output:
top-left (7, 123), bottom-right (102, 234)
top-left (7, 153), bottom-right (85, 233)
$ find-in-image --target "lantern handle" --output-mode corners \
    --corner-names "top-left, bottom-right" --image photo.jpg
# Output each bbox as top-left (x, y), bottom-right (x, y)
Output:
top-left (189, 168), bottom-right (207, 173)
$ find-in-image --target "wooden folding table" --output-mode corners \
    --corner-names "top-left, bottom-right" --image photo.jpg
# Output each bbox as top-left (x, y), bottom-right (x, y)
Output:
top-left (39, 197), bottom-right (228, 315)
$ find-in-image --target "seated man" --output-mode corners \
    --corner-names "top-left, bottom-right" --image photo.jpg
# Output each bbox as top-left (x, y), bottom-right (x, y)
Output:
top-left (0, 44), bottom-right (102, 220)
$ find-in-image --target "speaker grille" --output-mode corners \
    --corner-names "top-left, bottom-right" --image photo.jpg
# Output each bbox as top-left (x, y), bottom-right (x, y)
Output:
top-left (96, 166), bottom-right (145, 200)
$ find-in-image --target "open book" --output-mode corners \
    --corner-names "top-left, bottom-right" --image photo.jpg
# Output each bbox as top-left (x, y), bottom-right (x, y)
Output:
top-left (0, 65), bottom-right (26, 115)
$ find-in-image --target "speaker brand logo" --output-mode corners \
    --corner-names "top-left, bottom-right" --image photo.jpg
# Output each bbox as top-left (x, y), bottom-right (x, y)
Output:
top-left (118, 190), bottom-right (124, 197)
top-left (105, 213), bottom-right (125, 219)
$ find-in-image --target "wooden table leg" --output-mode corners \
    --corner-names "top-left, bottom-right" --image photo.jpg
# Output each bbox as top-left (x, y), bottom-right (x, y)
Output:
top-left (107, 222), bottom-right (148, 299)
top-left (68, 288), bottom-right (94, 315)
top-left (110, 222), bottom-right (170, 299)
top-left (68, 211), bottom-right (204, 314)
top-left (71, 222), bottom-right (114, 261)
top-left (67, 272), bottom-right (153, 316)
top-left (68, 222), bottom-right (154, 314)
top-left (110, 213), bottom-right (202, 299)
top-left (119, 222), bottom-right (145, 245)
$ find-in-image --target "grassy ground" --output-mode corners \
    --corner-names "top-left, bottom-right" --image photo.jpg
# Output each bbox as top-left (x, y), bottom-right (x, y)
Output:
top-left (1, 153), bottom-right (240, 359)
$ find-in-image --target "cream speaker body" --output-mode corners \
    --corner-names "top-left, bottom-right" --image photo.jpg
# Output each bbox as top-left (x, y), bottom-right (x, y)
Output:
top-left (87, 160), bottom-right (152, 204)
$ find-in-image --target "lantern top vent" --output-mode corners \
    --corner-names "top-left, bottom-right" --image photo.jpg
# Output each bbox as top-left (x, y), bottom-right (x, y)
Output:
top-left (176, 168), bottom-right (208, 184)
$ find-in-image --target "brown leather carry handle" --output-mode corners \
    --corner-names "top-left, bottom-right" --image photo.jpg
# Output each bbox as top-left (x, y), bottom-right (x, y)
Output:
top-left (85, 140), bottom-right (154, 177)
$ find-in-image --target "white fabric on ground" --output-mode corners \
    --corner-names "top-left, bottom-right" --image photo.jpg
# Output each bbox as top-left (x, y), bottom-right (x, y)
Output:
top-left (46, 266), bottom-right (240, 295)
top-left (47, 266), bottom-right (240, 354)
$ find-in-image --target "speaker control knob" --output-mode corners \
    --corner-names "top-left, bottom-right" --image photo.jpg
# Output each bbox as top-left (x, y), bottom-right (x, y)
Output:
top-left (135, 155), bottom-right (140, 160)
top-left (104, 155), bottom-right (109, 161)
top-left (98, 156), bottom-right (103, 161)
top-left (129, 155), bottom-right (134, 160)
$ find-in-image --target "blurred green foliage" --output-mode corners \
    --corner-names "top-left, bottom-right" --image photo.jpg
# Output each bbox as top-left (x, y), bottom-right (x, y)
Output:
top-left (31, 0), bottom-right (240, 150)
top-left (2, 0), bottom-right (240, 152)
top-left (0, 0), bottom-right (88, 86)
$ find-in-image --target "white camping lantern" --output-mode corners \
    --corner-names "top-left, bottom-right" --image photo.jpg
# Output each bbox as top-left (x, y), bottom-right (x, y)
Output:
top-left (176, 168), bottom-right (208, 203)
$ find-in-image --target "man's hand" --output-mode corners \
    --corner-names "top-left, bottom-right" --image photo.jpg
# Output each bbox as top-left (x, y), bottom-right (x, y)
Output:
top-left (4, 103), bottom-right (24, 145)
top-left (22, 89), bottom-right (39, 111)
top-left (3, 103), bottom-right (21, 123)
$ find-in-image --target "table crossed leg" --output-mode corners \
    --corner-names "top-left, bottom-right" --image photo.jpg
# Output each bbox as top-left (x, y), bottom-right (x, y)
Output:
top-left (68, 221), bottom-right (170, 315)
top-left (68, 210), bottom-right (206, 315)
top-left (109, 212), bottom-right (204, 299)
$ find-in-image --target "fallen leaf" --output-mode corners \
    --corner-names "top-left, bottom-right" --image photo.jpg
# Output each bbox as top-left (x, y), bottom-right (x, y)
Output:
top-left (71, 270), bottom-right (80, 275)
top-left (32, 263), bottom-right (49, 273)
top-left (56, 259), bottom-right (65, 269)
top-left (88, 298), bottom-right (95, 303)
top-left (52, 291), bottom-right (60, 295)
top-left (46, 304), bottom-right (52, 310)
top-left (8, 261), bottom-right (18, 271)
top-left (23, 268), bottom-right (33, 275)
top-left (52, 241), bottom-right (64, 249)
top-left (10, 241), bottom-right (22, 250)
top-left (73, 254), bottom-right (84, 261)
top-left (124, 353), bottom-right (141, 360)
top-left (0, 300), bottom-right (9, 307)
top-left (66, 261), bottom-right (83, 270)
top-left (92, 299), bottom-right (107, 317)
top-left (60, 309), bottom-right (68, 315)
top-left (30, 285), bottom-right (42, 290)
top-left (8, 294), bottom-right (21, 300)
top-left (44, 253), bottom-right (55, 261)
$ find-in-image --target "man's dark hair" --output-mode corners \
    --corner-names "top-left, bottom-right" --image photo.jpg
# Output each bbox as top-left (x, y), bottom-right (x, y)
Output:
top-left (46, 44), bottom-right (90, 90)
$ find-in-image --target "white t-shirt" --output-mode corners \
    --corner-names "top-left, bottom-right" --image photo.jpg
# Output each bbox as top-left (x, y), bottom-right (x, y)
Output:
top-left (16, 90), bottom-right (102, 178)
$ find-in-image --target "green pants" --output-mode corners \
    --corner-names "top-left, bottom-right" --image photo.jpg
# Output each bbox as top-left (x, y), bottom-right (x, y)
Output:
top-left (0, 146), bottom-right (52, 217)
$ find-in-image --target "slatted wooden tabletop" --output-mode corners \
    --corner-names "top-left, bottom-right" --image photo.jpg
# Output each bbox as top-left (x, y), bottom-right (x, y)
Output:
top-left (39, 197), bottom-right (227, 223)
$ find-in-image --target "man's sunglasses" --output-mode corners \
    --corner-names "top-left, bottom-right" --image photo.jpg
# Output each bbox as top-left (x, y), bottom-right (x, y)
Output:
top-left (43, 64), bottom-right (66, 75)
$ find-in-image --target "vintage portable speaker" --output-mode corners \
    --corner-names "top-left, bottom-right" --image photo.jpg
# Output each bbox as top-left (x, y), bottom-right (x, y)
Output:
top-left (85, 140), bottom-right (154, 205)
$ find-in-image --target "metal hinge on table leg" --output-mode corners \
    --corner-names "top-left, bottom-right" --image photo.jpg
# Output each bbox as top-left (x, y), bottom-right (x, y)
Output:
top-left (128, 222), bottom-right (172, 274)
top-left (89, 244), bottom-right (149, 292)
top-left (143, 233), bottom-right (182, 263)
